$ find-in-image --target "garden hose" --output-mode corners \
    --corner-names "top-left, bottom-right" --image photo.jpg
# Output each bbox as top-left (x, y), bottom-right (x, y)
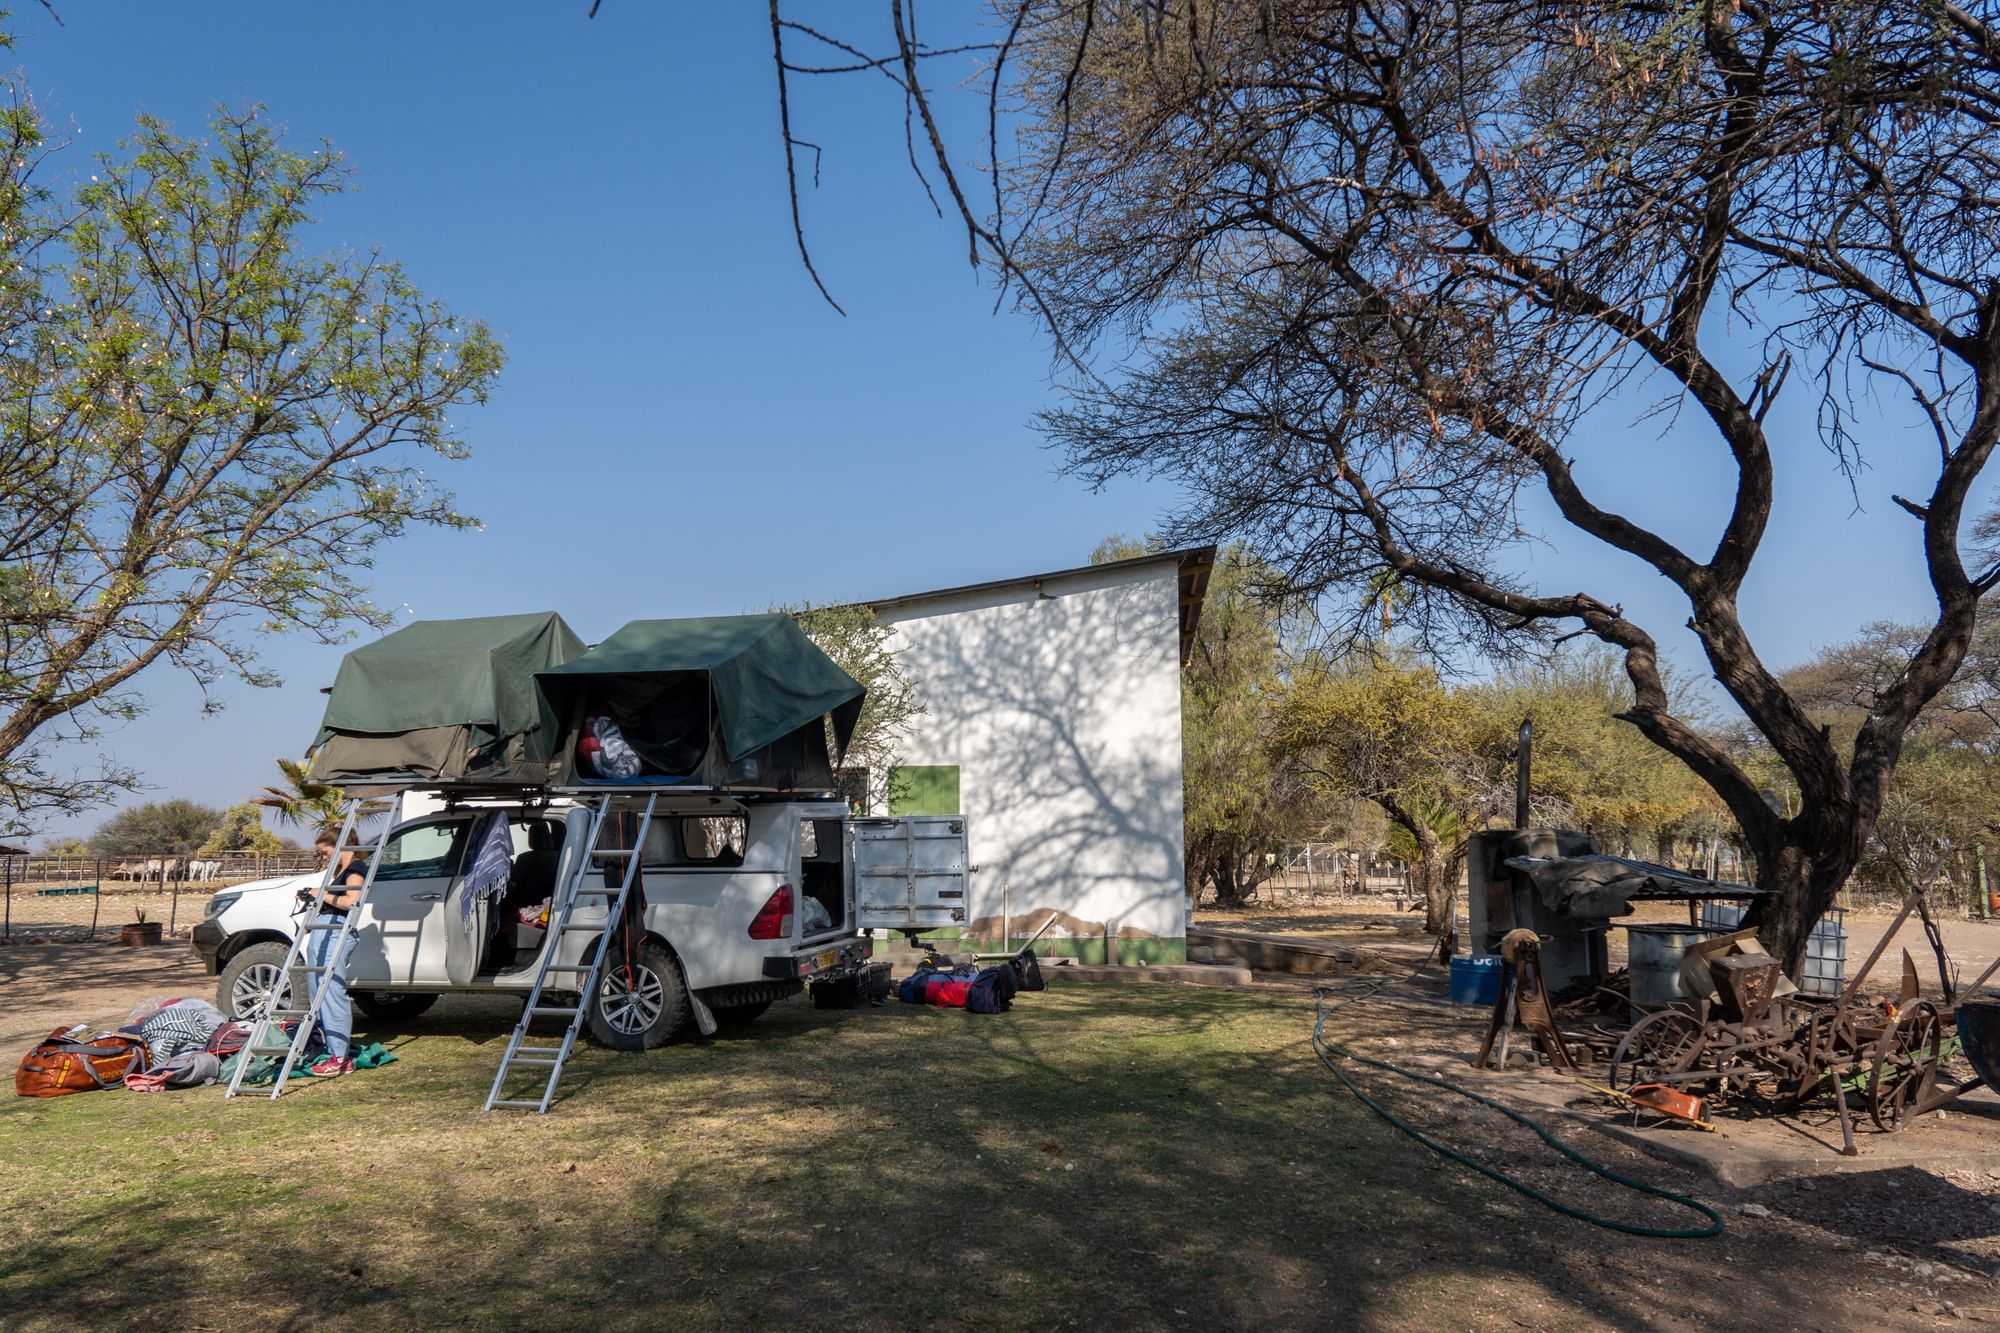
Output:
top-left (1310, 976), bottom-right (1725, 1240)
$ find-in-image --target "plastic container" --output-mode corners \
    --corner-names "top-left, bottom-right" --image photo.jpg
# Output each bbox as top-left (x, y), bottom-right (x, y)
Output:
top-left (1626, 924), bottom-right (1727, 1010)
top-left (1450, 954), bottom-right (1504, 1006)
top-left (1701, 903), bottom-right (1848, 998)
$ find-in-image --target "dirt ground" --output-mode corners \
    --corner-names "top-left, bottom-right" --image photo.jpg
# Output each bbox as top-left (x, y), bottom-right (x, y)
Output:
top-left (1312, 975), bottom-right (2000, 1322)
top-left (1204, 893), bottom-right (2000, 986)
top-left (0, 936), bottom-right (216, 1063)
top-left (1203, 894), bottom-right (2000, 1302)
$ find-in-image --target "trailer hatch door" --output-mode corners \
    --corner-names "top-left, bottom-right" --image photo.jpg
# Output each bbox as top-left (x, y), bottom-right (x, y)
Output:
top-left (850, 816), bottom-right (968, 934)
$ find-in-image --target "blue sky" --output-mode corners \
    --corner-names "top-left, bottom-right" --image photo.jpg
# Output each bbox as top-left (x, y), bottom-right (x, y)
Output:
top-left (19, 3), bottom-right (1988, 838)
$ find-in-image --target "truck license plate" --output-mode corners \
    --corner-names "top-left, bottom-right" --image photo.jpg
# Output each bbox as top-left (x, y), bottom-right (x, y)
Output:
top-left (817, 949), bottom-right (839, 971)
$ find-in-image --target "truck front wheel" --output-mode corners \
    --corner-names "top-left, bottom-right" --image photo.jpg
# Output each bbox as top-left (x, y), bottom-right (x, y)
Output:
top-left (218, 941), bottom-right (292, 1021)
top-left (587, 938), bottom-right (689, 1050)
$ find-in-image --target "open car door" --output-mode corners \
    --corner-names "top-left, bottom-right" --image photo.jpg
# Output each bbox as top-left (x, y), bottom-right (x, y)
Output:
top-left (347, 817), bottom-right (475, 987)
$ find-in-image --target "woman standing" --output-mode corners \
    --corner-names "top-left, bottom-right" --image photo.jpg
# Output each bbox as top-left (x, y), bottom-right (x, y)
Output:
top-left (305, 829), bottom-right (367, 1077)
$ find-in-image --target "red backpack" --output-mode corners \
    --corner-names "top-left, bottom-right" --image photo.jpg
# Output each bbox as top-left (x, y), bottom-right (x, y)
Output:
top-left (15, 1030), bottom-right (150, 1097)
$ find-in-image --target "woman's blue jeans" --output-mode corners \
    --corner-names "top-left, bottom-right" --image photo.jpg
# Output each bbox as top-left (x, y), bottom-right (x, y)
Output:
top-left (306, 912), bottom-right (355, 1059)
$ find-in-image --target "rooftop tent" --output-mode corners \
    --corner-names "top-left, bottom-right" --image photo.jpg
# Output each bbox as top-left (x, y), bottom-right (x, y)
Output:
top-left (308, 612), bottom-right (588, 788)
top-left (536, 614), bottom-right (865, 793)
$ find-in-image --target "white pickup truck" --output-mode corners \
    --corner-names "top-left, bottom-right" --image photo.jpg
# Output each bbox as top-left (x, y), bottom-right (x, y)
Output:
top-left (191, 795), bottom-right (968, 1048)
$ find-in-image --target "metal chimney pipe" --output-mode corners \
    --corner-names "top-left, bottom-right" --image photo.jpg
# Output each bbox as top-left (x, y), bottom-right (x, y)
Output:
top-left (1515, 717), bottom-right (1532, 830)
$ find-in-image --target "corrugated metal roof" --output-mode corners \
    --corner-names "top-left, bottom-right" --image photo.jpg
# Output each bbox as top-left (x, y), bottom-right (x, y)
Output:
top-left (862, 545), bottom-right (1217, 665)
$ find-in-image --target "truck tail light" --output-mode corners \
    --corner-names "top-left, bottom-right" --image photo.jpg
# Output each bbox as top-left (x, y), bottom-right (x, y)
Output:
top-left (748, 884), bottom-right (794, 940)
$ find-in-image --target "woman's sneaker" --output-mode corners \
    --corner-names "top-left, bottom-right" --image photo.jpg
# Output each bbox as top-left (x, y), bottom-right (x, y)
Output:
top-left (308, 1055), bottom-right (353, 1078)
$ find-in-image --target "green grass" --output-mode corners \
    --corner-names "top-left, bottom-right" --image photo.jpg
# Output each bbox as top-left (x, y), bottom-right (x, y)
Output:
top-left (2, 981), bottom-right (1754, 1331)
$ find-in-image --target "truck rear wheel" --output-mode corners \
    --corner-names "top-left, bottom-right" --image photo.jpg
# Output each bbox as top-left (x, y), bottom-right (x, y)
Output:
top-left (587, 938), bottom-right (688, 1050)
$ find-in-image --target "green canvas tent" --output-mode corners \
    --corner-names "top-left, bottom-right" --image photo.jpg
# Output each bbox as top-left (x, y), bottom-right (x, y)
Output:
top-left (308, 612), bottom-right (587, 788)
top-left (536, 614), bottom-right (865, 793)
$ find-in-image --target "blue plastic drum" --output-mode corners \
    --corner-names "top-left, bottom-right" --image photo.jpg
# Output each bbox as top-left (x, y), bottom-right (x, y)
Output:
top-left (1449, 954), bottom-right (1504, 1006)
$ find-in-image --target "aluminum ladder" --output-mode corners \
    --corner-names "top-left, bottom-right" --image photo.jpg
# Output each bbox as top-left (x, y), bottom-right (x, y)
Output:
top-left (484, 791), bottom-right (658, 1113)
top-left (223, 794), bottom-right (398, 1100)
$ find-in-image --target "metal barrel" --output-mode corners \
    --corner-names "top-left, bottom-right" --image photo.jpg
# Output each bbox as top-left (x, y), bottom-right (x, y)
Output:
top-left (1626, 924), bottom-right (1726, 1011)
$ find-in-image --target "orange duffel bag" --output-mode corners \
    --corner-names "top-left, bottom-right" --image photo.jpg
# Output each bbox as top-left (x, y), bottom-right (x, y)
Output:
top-left (15, 1029), bottom-right (149, 1097)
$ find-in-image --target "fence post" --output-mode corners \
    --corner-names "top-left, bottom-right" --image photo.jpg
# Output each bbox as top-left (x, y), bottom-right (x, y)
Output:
top-left (3, 853), bottom-right (11, 943)
top-left (89, 859), bottom-right (102, 940)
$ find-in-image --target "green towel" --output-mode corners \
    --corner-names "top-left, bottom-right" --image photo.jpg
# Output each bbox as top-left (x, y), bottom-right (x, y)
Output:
top-left (351, 1042), bottom-right (398, 1070)
top-left (220, 1041), bottom-right (398, 1086)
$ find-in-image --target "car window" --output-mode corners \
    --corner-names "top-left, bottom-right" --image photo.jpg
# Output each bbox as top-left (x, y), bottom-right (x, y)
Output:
top-left (686, 816), bottom-right (745, 865)
top-left (373, 821), bottom-right (471, 882)
top-left (801, 818), bottom-right (842, 862)
top-left (639, 814), bottom-right (746, 867)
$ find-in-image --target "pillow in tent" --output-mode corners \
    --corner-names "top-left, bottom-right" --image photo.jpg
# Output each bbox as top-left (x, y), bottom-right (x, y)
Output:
top-left (580, 712), bottom-right (643, 779)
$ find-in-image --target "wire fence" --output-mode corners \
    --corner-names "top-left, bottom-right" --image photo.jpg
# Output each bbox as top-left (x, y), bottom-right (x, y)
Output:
top-left (0, 850), bottom-right (318, 943)
top-left (1265, 845), bottom-right (1409, 902)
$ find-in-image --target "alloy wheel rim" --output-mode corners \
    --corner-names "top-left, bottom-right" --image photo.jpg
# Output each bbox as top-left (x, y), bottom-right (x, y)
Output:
top-left (233, 962), bottom-right (291, 1019)
top-left (598, 964), bottom-right (666, 1034)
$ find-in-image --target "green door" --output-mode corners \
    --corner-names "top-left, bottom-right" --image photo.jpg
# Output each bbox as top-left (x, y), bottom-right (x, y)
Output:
top-left (888, 764), bottom-right (960, 816)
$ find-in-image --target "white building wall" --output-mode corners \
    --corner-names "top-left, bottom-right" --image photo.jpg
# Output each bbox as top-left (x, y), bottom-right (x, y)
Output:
top-left (875, 559), bottom-right (1188, 962)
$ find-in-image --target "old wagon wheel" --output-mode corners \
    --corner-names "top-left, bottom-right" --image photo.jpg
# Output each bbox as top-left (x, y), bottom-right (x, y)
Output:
top-left (1868, 1000), bottom-right (1944, 1132)
top-left (1611, 1007), bottom-right (1715, 1091)
top-left (1770, 1007), bottom-right (1849, 1111)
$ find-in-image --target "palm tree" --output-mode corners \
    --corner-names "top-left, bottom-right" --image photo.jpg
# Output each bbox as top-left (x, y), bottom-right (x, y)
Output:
top-left (253, 757), bottom-right (344, 838)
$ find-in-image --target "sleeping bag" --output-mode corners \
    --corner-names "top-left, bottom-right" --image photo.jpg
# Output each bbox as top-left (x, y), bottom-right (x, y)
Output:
top-left (898, 963), bottom-right (1017, 1013)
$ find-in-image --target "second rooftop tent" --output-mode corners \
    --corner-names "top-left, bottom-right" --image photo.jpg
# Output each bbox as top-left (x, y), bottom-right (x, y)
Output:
top-left (534, 614), bottom-right (865, 794)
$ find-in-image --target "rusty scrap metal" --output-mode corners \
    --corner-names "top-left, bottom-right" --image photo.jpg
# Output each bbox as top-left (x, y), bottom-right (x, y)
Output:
top-left (1574, 1077), bottom-right (1717, 1131)
top-left (1474, 929), bottom-right (1576, 1073)
top-left (1603, 890), bottom-right (1997, 1156)
top-left (1711, 953), bottom-right (1783, 1025)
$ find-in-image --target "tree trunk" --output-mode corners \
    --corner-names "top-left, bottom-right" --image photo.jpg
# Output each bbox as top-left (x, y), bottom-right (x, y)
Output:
top-left (1411, 832), bottom-right (1449, 936)
top-left (1208, 847), bottom-right (1260, 908)
top-left (1748, 830), bottom-right (1861, 978)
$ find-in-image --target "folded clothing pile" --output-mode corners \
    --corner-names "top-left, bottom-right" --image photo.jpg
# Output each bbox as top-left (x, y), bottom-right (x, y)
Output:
top-left (125, 996), bottom-right (227, 1063)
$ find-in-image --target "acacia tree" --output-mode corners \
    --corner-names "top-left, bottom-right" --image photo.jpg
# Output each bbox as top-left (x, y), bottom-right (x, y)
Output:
top-left (1781, 609), bottom-right (2000, 980)
top-left (0, 94), bottom-right (502, 834)
top-left (765, 1), bottom-right (2000, 974)
top-left (87, 798), bottom-right (222, 856)
top-left (1275, 651), bottom-right (1481, 933)
top-left (1474, 648), bottom-right (1719, 857)
top-left (200, 801), bottom-right (286, 855)
top-left (788, 602), bottom-right (926, 812)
